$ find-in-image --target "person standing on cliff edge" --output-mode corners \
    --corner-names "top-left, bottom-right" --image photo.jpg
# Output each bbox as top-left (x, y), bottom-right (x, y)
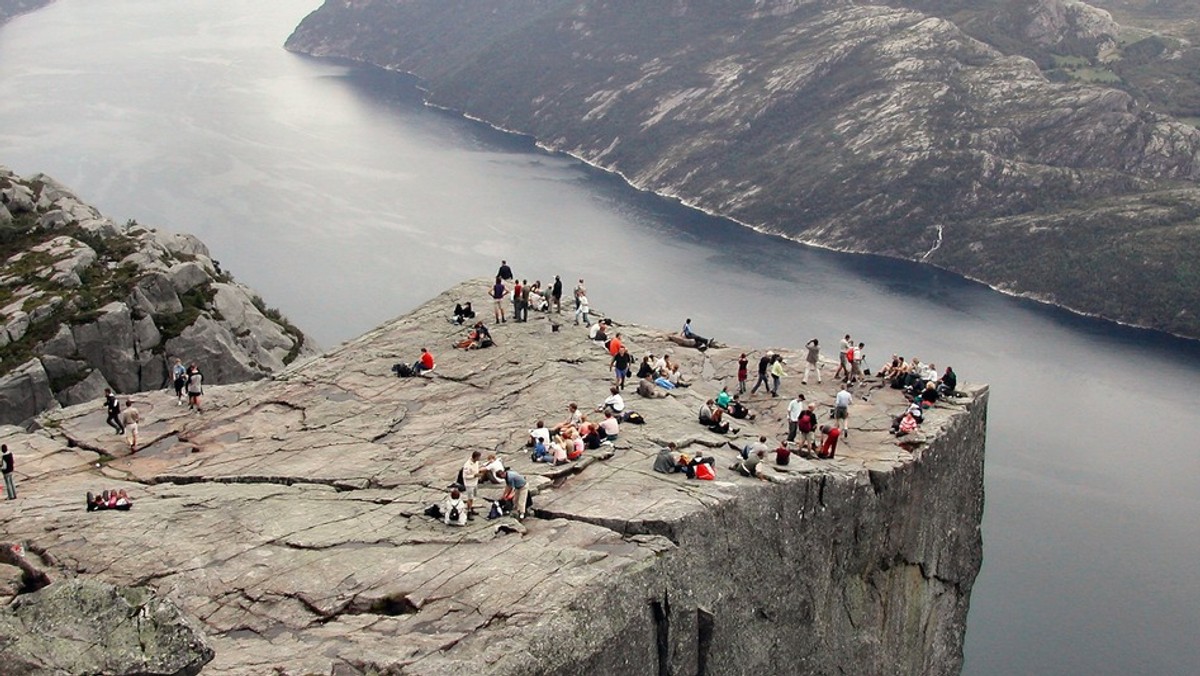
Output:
top-left (551, 275), bottom-right (563, 313)
top-left (491, 276), bottom-right (508, 323)
top-left (497, 260), bottom-right (513, 281)
top-left (2, 444), bottom-right (15, 500)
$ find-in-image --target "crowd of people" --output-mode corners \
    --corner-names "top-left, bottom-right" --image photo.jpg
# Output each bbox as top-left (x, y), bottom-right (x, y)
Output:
top-left (425, 260), bottom-right (963, 526)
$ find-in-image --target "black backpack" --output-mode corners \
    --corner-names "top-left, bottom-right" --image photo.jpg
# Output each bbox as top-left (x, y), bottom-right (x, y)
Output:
top-left (448, 504), bottom-right (461, 522)
top-left (392, 363), bottom-right (414, 378)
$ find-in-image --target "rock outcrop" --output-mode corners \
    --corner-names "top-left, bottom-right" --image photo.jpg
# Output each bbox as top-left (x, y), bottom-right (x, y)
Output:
top-left (0, 281), bottom-right (986, 674)
top-left (286, 0), bottom-right (1200, 339)
top-left (0, 576), bottom-right (214, 675)
top-left (0, 167), bottom-right (315, 425)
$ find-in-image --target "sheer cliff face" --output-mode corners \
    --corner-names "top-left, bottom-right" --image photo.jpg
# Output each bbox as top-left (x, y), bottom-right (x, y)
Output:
top-left (287, 0), bottom-right (1200, 339)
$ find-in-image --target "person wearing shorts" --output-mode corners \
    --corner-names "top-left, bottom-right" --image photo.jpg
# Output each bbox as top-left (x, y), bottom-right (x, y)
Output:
top-left (461, 451), bottom-right (482, 514)
top-left (491, 276), bottom-right (508, 323)
top-left (834, 387), bottom-right (852, 434)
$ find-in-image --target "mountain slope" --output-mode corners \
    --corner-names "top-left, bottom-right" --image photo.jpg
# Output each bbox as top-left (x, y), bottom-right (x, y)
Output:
top-left (287, 0), bottom-right (1200, 337)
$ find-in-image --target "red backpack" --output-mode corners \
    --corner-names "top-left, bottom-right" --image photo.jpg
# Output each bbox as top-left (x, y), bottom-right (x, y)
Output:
top-left (694, 463), bottom-right (715, 480)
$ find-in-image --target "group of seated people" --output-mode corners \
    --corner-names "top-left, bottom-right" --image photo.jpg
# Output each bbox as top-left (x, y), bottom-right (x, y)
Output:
top-left (86, 489), bottom-right (133, 511)
top-left (698, 399), bottom-right (740, 435)
top-left (652, 442), bottom-right (717, 479)
top-left (455, 321), bottom-right (495, 350)
top-left (633, 352), bottom-right (688, 394)
top-left (452, 302), bottom-right (476, 325)
top-left (879, 356), bottom-right (957, 403)
top-left (530, 404), bottom-right (621, 465)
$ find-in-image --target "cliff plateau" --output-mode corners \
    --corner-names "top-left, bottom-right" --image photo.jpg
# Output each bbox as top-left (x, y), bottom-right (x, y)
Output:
top-left (286, 0), bottom-right (1200, 339)
top-left (0, 166), bottom-right (314, 425)
top-left (0, 281), bottom-right (986, 674)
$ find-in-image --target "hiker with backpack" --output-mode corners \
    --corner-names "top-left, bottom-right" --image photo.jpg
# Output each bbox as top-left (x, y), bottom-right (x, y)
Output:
top-left (442, 488), bottom-right (468, 526)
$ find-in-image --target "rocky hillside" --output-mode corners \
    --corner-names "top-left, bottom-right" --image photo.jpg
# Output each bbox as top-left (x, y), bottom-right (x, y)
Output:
top-left (0, 166), bottom-right (314, 425)
top-left (1, 280), bottom-right (986, 674)
top-left (287, 0), bottom-right (1200, 339)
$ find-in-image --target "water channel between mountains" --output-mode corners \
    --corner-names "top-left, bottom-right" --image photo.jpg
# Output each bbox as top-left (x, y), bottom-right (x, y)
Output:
top-left (0, 1), bottom-right (1198, 673)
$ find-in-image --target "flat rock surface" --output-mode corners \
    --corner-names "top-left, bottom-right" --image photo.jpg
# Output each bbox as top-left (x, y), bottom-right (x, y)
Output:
top-left (0, 279), bottom-right (979, 674)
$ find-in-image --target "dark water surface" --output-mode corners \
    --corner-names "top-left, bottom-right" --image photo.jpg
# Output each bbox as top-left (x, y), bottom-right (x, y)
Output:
top-left (2, 2), bottom-right (1198, 673)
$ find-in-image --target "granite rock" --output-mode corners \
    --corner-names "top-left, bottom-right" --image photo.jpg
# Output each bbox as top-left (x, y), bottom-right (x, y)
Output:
top-left (0, 280), bottom-right (986, 674)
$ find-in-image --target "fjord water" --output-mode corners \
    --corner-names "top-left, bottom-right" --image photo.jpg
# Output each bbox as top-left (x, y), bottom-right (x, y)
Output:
top-left (1, 1), bottom-right (1198, 673)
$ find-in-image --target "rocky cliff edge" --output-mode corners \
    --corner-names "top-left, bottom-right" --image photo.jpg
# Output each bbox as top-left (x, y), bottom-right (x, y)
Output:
top-left (0, 166), bottom-right (315, 425)
top-left (0, 280), bottom-right (986, 674)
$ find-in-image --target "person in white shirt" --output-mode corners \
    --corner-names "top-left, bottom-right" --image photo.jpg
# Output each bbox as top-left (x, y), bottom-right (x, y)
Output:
top-left (600, 386), bottom-right (624, 415)
top-left (834, 387), bottom-right (853, 434)
top-left (442, 488), bottom-right (468, 526)
top-left (529, 421), bottom-right (551, 447)
top-left (461, 451), bottom-right (482, 513)
top-left (787, 394), bottom-right (806, 442)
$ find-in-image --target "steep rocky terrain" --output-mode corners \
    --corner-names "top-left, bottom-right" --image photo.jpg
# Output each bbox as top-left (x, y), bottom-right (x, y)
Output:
top-left (287, 0), bottom-right (1200, 338)
top-left (0, 281), bottom-right (987, 674)
top-left (0, 166), bottom-right (314, 425)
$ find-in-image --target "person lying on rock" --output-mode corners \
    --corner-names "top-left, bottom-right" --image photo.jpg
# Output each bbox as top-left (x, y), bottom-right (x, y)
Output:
top-left (443, 488), bottom-right (468, 526)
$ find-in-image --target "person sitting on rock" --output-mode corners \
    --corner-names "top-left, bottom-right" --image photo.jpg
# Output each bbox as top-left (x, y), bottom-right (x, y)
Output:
top-left (663, 354), bottom-right (689, 387)
top-left (892, 409), bottom-right (920, 437)
top-left (483, 453), bottom-right (506, 483)
top-left (714, 387), bottom-right (732, 410)
top-left (698, 400), bottom-right (734, 434)
top-left (598, 410), bottom-right (620, 443)
top-left (580, 421), bottom-right (602, 450)
top-left (653, 443), bottom-right (681, 474)
top-left (637, 354), bottom-right (656, 380)
top-left (727, 394), bottom-right (756, 420)
top-left (937, 366), bottom-right (957, 397)
top-left (730, 435), bottom-right (771, 460)
top-left (452, 302), bottom-right (475, 325)
top-left (637, 374), bottom-right (669, 399)
top-left (412, 347), bottom-right (436, 375)
top-left (680, 318), bottom-right (713, 350)
top-left (913, 380), bottom-right (939, 407)
top-left (600, 386), bottom-right (625, 416)
top-left (731, 449), bottom-right (770, 480)
top-left (442, 488), bottom-right (468, 526)
top-left (589, 320), bottom-right (608, 342)
top-left (529, 420), bottom-right (551, 448)
top-left (552, 402), bottom-right (584, 434)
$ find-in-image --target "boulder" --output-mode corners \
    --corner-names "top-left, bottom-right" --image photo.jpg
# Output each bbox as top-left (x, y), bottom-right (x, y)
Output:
top-left (0, 578), bottom-right (214, 676)
top-left (167, 261), bottom-right (212, 294)
top-left (0, 359), bottom-right (57, 424)
top-left (57, 368), bottom-right (111, 408)
top-left (71, 303), bottom-right (139, 393)
top-left (132, 272), bottom-right (184, 315)
top-left (39, 324), bottom-right (77, 359)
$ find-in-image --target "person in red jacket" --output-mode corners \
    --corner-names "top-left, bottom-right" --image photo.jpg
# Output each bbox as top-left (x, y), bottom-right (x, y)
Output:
top-left (413, 347), bottom-right (435, 375)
